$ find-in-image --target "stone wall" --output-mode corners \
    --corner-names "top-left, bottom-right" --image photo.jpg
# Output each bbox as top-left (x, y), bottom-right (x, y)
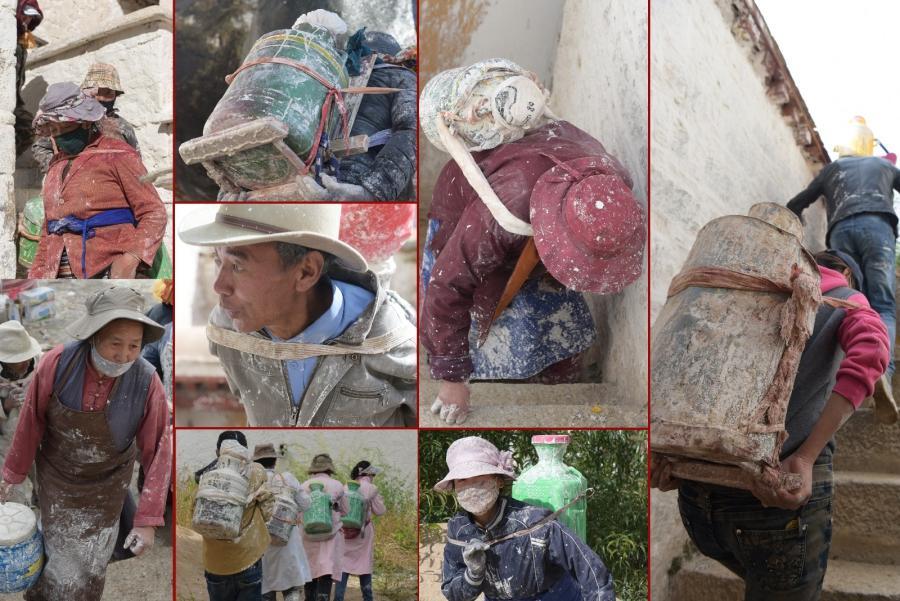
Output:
top-left (0, 0), bottom-right (16, 278)
top-left (650, 0), bottom-right (828, 597)
top-left (550, 0), bottom-right (649, 403)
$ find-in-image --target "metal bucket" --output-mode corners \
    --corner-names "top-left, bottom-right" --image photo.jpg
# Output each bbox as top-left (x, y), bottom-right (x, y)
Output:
top-left (651, 203), bottom-right (818, 483)
top-left (201, 24), bottom-right (349, 189)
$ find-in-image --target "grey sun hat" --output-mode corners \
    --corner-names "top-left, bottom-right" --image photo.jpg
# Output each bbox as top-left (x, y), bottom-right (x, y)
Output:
top-left (32, 82), bottom-right (106, 135)
top-left (0, 321), bottom-right (42, 364)
top-left (308, 453), bottom-right (336, 474)
top-left (66, 287), bottom-right (165, 345)
top-left (178, 204), bottom-right (367, 272)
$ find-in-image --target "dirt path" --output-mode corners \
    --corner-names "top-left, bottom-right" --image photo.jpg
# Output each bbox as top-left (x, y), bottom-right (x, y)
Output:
top-left (177, 526), bottom-right (364, 601)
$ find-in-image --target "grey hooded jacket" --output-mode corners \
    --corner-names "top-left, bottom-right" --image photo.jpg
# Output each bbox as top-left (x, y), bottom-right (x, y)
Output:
top-left (208, 265), bottom-right (416, 427)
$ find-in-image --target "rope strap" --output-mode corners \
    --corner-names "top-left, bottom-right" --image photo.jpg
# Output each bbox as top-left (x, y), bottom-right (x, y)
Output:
top-left (225, 57), bottom-right (400, 174)
top-left (445, 488), bottom-right (594, 547)
top-left (207, 321), bottom-right (416, 361)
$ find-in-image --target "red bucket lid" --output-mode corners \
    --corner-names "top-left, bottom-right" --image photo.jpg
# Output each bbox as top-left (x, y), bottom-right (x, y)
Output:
top-left (532, 434), bottom-right (570, 444)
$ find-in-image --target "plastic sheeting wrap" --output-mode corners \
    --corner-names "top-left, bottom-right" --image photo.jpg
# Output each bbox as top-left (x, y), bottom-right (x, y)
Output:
top-left (202, 25), bottom-right (350, 189)
top-left (651, 203), bottom-right (819, 489)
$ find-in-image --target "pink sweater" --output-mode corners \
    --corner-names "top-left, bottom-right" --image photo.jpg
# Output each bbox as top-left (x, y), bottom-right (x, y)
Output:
top-left (820, 265), bottom-right (890, 407)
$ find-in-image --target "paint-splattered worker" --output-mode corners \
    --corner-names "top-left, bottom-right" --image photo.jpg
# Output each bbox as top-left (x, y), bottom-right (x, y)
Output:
top-left (437, 436), bottom-right (615, 600)
top-left (420, 59), bottom-right (646, 424)
top-left (28, 82), bottom-right (167, 279)
top-left (0, 286), bottom-right (171, 600)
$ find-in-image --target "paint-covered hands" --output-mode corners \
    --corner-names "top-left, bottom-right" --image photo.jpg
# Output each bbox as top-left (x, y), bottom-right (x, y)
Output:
top-left (462, 540), bottom-right (490, 581)
top-left (431, 381), bottom-right (471, 424)
top-left (649, 454), bottom-right (681, 492)
top-left (0, 480), bottom-right (12, 503)
top-left (319, 174), bottom-right (374, 201)
top-left (750, 453), bottom-right (814, 510)
top-left (109, 252), bottom-right (141, 278)
top-left (124, 526), bottom-right (155, 556)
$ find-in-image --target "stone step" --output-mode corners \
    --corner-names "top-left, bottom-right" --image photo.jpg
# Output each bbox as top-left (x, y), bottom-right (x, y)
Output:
top-left (831, 471), bottom-right (900, 565)
top-left (419, 379), bottom-right (645, 427)
top-left (672, 555), bottom-right (900, 601)
top-left (834, 408), bottom-right (900, 475)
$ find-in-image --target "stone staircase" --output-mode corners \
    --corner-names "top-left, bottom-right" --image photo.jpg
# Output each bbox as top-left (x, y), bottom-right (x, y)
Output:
top-left (669, 407), bottom-right (900, 600)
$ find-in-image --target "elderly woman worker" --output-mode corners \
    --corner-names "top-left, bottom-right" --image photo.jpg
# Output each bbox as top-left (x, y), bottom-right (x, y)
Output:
top-left (0, 286), bottom-right (171, 600)
top-left (437, 437), bottom-right (615, 601)
top-left (28, 81), bottom-right (167, 279)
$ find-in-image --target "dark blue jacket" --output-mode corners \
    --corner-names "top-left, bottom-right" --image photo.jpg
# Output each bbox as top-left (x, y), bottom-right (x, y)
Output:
top-left (339, 64), bottom-right (416, 200)
top-left (442, 498), bottom-right (615, 601)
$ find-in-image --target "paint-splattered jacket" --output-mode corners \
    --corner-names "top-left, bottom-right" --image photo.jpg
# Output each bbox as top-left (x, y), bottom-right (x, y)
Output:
top-left (340, 64), bottom-right (417, 200)
top-left (421, 120), bottom-right (631, 381)
top-left (209, 265), bottom-right (417, 427)
top-left (28, 134), bottom-right (167, 279)
top-left (442, 498), bottom-right (615, 601)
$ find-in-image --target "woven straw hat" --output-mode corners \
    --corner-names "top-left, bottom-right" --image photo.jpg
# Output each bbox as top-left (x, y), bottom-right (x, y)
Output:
top-left (81, 62), bottom-right (124, 95)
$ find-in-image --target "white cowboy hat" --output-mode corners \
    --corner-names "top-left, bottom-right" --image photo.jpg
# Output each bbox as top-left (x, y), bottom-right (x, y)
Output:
top-left (0, 321), bottom-right (41, 363)
top-left (178, 204), bottom-right (367, 272)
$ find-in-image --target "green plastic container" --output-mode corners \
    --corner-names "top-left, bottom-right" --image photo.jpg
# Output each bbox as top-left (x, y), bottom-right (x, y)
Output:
top-left (17, 197), bottom-right (43, 269)
top-left (341, 481), bottom-right (365, 529)
top-left (204, 24), bottom-right (350, 190)
top-left (303, 482), bottom-right (333, 535)
top-left (512, 435), bottom-right (588, 540)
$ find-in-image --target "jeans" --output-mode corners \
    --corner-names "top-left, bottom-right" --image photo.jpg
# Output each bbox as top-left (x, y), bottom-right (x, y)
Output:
top-left (677, 460), bottom-right (833, 601)
top-left (206, 560), bottom-right (262, 601)
top-left (304, 575), bottom-right (334, 601)
top-left (262, 588), bottom-right (302, 601)
top-left (333, 573), bottom-right (373, 601)
top-left (830, 213), bottom-right (897, 377)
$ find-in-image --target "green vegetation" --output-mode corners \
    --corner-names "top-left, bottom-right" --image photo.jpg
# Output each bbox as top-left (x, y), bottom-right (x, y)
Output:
top-left (419, 430), bottom-right (648, 601)
top-left (177, 444), bottom-right (416, 601)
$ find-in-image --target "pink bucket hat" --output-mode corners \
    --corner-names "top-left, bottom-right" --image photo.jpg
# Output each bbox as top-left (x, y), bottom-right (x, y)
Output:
top-left (530, 156), bottom-right (646, 295)
top-left (434, 436), bottom-right (517, 492)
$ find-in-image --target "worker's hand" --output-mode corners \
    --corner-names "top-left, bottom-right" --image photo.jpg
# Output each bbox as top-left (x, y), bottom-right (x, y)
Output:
top-left (649, 455), bottom-right (681, 492)
top-left (0, 480), bottom-right (12, 504)
top-left (124, 526), bottom-right (155, 557)
top-left (750, 453), bottom-right (814, 510)
top-left (462, 539), bottom-right (490, 580)
top-left (320, 174), bottom-right (374, 201)
top-left (2, 387), bottom-right (25, 415)
top-left (109, 253), bottom-right (141, 278)
top-left (431, 381), bottom-right (471, 425)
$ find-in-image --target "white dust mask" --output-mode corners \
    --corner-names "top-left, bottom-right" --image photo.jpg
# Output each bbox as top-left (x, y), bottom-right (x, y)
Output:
top-left (91, 344), bottom-right (134, 378)
top-left (457, 482), bottom-right (500, 515)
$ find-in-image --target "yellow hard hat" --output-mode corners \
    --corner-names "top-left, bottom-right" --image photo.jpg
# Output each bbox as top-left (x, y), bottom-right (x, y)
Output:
top-left (834, 116), bottom-right (874, 157)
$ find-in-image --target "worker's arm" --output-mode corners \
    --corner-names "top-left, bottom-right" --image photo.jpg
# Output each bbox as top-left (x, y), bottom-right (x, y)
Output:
top-left (891, 164), bottom-right (900, 194)
top-left (546, 521), bottom-right (616, 601)
top-left (133, 375), bottom-right (171, 528)
top-left (786, 166), bottom-right (829, 216)
top-left (440, 527), bottom-right (485, 601)
top-left (114, 150), bottom-right (167, 268)
top-left (761, 290), bottom-right (888, 509)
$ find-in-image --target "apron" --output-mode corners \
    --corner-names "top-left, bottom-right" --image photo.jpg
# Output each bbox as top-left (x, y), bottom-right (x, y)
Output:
top-left (25, 358), bottom-right (138, 601)
top-left (422, 218), bottom-right (596, 379)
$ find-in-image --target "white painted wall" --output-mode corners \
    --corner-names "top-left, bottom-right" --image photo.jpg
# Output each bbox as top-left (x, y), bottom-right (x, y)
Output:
top-left (0, 0), bottom-right (17, 277)
top-left (650, 0), bottom-right (827, 597)
top-left (551, 0), bottom-right (649, 404)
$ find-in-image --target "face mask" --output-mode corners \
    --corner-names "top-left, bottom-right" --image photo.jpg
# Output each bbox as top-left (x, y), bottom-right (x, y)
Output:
top-left (457, 482), bottom-right (500, 515)
top-left (99, 99), bottom-right (116, 114)
top-left (54, 127), bottom-right (91, 155)
top-left (91, 344), bottom-right (134, 378)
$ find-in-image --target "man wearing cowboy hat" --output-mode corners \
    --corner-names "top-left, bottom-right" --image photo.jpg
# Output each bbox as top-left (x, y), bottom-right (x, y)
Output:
top-left (178, 204), bottom-right (416, 427)
top-left (0, 286), bottom-right (171, 600)
top-left (32, 62), bottom-right (141, 174)
top-left (0, 321), bottom-right (42, 505)
top-left (436, 436), bottom-right (614, 601)
top-left (420, 60), bottom-right (646, 424)
top-left (253, 443), bottom-right (312, 601)
top-left (28, 81), bottom-right (167, 280)
top-left (301, 453), bottom-right (349, 601)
